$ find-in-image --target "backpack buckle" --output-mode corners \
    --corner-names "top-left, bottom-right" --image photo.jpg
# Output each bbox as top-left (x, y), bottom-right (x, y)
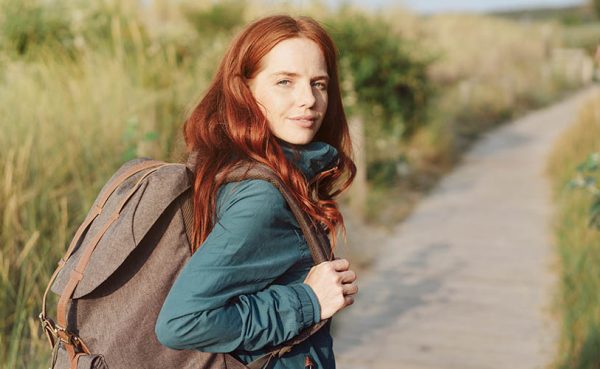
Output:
top-left (39, 313), bottom-right (90, 353)
top-left (39, 313), bottom-right (59, 348)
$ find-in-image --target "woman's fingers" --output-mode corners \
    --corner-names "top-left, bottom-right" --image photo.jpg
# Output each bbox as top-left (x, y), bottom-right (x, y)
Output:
top-left (331, 258), bottom-right (350, 271)
top-left (304, 259), bottom-right (358, 319)
top-left (342, 282), bottom-right (358, 296)
top-left (339, 270), bottom-right (356, 283)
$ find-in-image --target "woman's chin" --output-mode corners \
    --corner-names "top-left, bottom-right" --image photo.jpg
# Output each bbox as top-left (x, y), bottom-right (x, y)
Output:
top-left (275, 136), bottom-right (315, 146)
top-left (272, 127), bottom-right (320, 146)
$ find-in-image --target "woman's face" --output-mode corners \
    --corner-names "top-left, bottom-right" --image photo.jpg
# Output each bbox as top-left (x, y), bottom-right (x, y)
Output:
top-left (247, 37), bottom-right (329, 145)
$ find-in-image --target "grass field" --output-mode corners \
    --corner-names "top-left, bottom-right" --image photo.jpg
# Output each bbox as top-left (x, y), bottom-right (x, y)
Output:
top-left (547, 91), bottom-right (600, 369)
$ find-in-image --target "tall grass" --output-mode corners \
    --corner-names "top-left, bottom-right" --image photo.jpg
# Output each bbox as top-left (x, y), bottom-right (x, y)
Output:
top-left (422, 14), bottom-right (582, 138)
top-left (547, 91), bottom-right (600, 369)
top-left (0, 26), bottom-right (206, 369)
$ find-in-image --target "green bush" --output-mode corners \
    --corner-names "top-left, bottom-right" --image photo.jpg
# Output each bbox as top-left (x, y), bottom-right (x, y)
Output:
top-left (569, 152), bottom-right (600, 229)
top-left (325, 8), bottom-right (434, 138)
top-left (323, 8), bottom-right (436, 187)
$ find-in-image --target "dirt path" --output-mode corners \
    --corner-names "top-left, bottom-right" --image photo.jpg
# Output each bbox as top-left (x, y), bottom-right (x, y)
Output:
top-left (333, 86), bottom-right (599, 369)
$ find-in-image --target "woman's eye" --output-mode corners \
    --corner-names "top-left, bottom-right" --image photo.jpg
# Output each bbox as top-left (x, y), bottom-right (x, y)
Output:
top-left (314, 82), bottom-right (327, 90)
top-left (277, 79), bottom-right (327, 90)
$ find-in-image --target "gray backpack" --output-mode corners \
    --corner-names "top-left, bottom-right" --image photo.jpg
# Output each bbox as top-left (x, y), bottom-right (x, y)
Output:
top-left (39, 156), bottom-right (331, 369)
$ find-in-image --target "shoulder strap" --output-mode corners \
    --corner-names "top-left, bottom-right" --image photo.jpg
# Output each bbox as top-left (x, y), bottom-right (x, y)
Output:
top-left (179, 189), bottom-right (195, 253)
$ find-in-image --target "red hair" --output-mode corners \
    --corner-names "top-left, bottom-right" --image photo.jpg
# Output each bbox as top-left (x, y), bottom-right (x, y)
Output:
top-left (183, 14), bottom-right (356, 253)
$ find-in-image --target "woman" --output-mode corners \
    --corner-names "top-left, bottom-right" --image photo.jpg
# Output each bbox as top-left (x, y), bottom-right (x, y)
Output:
top-left (155, 14), bottom-right (358, 369)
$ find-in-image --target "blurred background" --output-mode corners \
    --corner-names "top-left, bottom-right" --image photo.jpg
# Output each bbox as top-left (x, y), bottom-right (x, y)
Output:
top-left (0, 0), bottom-right (598, 368)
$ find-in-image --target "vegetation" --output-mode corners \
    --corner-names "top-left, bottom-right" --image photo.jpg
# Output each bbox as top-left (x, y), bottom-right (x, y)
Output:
top-left (364, 9), bottom-right (588, 224)
top-left (569, 152), bottom-right (600, 229)
top-left (0, 0), bottom-right (592, 367)
top-left (322, 7), bottom-right (436, 191)
top-left (547, 93), bottom-right (600, 369)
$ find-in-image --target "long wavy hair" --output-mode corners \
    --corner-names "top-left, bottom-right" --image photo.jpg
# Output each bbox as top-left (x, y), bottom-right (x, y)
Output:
top-left (183, 14), bottom-right (356, 254)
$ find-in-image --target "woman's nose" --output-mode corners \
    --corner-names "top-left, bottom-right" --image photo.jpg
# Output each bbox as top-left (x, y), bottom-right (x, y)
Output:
top-left (296, 83), bottom-right (317, 107)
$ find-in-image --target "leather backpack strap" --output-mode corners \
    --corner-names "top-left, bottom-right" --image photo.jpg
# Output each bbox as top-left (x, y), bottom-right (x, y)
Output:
top-left (180, 189), bottom-right (195, 253)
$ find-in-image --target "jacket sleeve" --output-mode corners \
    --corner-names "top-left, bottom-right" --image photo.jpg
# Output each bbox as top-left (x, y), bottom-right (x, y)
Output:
top-left (155, 179), bottom-right (322, 353)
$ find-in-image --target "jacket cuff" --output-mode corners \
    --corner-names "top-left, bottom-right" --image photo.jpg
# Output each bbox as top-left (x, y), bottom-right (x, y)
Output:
top-left (289, 284), bottom-right (321, 328)
top-left (302, 283), bottom-right (322, 324)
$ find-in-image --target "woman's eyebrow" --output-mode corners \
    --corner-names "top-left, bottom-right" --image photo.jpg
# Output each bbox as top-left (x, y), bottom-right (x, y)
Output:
top-left (272, 71), bottom-right (329, 81)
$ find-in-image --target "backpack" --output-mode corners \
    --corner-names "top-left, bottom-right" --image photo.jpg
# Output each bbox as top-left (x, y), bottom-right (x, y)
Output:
top-left (39, 155), bottom-right (331, 369)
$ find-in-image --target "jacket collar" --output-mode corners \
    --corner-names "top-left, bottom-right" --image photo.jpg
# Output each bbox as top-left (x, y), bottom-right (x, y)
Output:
top-left (277, 140), bottom-right (339, 181)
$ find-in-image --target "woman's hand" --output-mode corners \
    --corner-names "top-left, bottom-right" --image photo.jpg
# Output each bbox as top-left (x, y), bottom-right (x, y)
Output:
top-left (303, 258), bottom-right (358, 320)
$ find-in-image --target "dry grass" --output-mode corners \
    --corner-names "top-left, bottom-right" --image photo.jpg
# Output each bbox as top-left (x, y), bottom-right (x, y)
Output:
top-left (423, 14), bottom-right (583, 138)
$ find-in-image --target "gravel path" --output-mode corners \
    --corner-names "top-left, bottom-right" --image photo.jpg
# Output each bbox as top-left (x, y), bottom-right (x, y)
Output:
top-left (332, 86), bottom-right (599, 369)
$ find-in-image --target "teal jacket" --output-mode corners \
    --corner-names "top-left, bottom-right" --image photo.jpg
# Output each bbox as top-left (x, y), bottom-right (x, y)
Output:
top-left (155, 141), bottom-right (339, 369)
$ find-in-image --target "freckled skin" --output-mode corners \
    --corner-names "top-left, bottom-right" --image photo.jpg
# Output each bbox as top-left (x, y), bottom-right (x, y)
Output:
top-left (247, 38), bottom-right (329, 145)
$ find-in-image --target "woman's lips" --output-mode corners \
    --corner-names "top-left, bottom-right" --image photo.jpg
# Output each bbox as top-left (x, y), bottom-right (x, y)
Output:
top-left (289, 118), bottom-right (316, 128)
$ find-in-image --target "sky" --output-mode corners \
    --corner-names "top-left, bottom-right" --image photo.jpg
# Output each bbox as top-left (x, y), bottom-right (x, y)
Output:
top-left (309, 0), bottom-right (588, 14)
